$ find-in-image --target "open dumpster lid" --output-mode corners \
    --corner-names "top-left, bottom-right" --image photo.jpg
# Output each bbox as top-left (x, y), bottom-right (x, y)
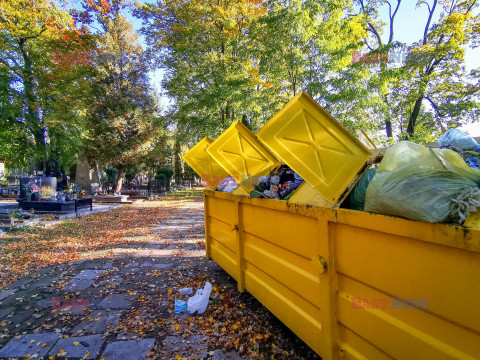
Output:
top-left (206, 121), bottom-right (281, 191)
top-left (257, 91), bottom-right (372, 205)
top-left (182, 137), bottom-right (229, 188)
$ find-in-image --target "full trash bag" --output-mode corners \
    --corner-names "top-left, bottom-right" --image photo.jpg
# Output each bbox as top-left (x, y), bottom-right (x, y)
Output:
top-left (350, 168), bottom-right (377, 211)
top-left (438, 128), bottom-right (478, 151)
top-left (364, 141), bottom-right (480, 223)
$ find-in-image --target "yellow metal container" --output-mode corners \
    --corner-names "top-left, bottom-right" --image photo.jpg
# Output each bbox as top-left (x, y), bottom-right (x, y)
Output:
top-left (206, 121), bottom-right (281, 192)
top-left (182, 137), bottom-right (228, 188)
top-left (204, 190), bottom-right (480, 360)
top-left (257, 92), bottom-right (371, 205)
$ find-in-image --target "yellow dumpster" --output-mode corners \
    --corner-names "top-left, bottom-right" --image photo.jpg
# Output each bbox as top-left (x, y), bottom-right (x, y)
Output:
top-left (185, 92), bottom-right (480, 359)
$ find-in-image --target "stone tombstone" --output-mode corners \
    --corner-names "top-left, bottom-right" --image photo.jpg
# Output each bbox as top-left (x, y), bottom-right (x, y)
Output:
top-left (90, 163), bottom-right (102, 194)
top-left (45, 157), bottom-right (60, 178)
top-left (0, 162), bottom-right (4, 178)
top-left (75, 154), bottom-right (92, 194)
top-left (20, 176), bottom-right (57, 199)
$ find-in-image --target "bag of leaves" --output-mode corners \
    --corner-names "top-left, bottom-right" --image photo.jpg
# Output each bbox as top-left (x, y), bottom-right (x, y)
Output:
top-left (364, 141), bottom-right (480, 224)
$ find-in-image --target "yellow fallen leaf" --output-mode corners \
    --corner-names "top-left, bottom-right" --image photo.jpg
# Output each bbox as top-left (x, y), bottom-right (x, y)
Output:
top-left (174, 323), bottom-right (180, 331)
top-left (73, 341), bottom-right (79, 346)
top-left (175, 355), bottom-right (182, 360)
top-left (58, 350), bottom-right (67, 356)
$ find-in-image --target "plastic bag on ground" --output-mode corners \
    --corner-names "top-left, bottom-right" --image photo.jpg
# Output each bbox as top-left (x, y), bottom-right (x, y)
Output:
top-left (187, 282), bottom-right (212, 314)
top-left (364, 141), bottom-right (480, 224)
top-left (438, 128), bottom-right (478, 151)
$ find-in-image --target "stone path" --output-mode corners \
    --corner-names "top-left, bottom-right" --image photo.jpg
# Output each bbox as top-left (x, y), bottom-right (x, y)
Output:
top-left (0, 200), bottom-right (243, 360)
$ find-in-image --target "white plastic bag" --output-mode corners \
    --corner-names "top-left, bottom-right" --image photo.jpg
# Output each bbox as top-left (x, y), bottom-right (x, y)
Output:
top-left (187, 282), bottom-right (212, 314)
top-left (365, 142), bottom-right (480, 223)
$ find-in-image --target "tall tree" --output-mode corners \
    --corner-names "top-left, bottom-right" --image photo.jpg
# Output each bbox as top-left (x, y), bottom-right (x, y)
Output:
top-left (355, 0), bottom-right (480, 140)
top-left (80, 0), bottom-right (163, 192)
top-left (0, 0), bottom-right (91, 169)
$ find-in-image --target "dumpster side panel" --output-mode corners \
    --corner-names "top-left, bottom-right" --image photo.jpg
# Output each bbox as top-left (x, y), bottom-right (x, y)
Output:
top-left (206, 196), bottom-right (239, 281)
top-left (204, 192), bottom-right (480, 360)
top-left (241, 202), bottom-right (325, 355)
top-left (333, 221), bottom-right (480, 360)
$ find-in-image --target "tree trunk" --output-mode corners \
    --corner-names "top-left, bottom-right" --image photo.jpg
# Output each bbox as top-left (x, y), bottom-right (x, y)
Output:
top-left (385, 120), bottom-right (392, 138)
top-left (115, 169), bottom-right (124, 194)
top-left (406, 93), bottom-right (424, 138)
top-left (174, 137), bottom-right (182, 183)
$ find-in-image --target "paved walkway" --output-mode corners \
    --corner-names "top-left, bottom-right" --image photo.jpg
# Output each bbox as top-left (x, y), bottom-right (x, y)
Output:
top-left (0, 200), bottom-right (243, 360)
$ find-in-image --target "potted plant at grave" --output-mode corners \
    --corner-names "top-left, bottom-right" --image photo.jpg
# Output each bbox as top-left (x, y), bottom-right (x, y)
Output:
top-left (30, 184), bottom-right (39, 201)
top-left (64, 189), bottom-right (72, 201)
top-left (39, 186), bottom-right (54, 201)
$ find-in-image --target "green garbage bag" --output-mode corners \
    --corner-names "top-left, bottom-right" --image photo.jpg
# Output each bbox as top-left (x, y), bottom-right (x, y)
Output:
top-left (350, 168), bottom-right (377, 211)
top-left (364, 141), bottom-right (480, 223)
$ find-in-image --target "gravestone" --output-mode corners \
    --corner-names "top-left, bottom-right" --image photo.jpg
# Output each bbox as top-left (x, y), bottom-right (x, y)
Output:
top-left (91, 163), bottom-right (102, 194)
top-left (0, 162), bottom-right (4, 178)
top-left (76, 154), bottom-right (92, 194)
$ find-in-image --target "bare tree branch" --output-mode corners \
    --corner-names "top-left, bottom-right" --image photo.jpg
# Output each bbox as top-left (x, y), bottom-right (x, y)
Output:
top-left (423, 0), bottom-right (437, 45)
top-left (387, 0), bottom-right (401, 44)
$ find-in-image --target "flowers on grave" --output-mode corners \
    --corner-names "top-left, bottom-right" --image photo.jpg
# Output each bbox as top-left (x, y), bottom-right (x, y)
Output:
top-left (39, 186), bottom-right (54, 199)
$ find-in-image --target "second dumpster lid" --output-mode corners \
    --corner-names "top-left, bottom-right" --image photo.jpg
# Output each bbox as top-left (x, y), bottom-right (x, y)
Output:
top-left (257, 91), bottom-right (372, 205)
top-left (206, 121), bottom-right (281, 191)
top-left (182, 137), bottom-right (229, 188)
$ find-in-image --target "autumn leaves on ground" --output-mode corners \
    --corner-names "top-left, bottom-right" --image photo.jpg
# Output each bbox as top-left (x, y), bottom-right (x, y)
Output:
top-left (0, 192), bottom-right (197, 289)
top-left (0, 189), bottom-right (319, 359)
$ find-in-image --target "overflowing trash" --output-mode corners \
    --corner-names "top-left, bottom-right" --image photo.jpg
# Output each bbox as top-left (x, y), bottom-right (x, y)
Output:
top-left (187, 282), bottom-right (212, 315)
top-left (349, 168), bottom-right (377, 211)
top-left (216, 177), bottom-right (238, 193)
top-left (364, 141), bottom-right (480, 224)
top-left (438, 128), bottom-right (479, 151)
top-left (450, 187), bottom-right (480, 224)
top-left (250, 165), bottom-right (303, 200)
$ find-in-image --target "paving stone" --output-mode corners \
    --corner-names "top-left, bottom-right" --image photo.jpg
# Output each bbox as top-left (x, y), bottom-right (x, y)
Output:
top-left (101, 339), bottom-right (155, 360)
top-left (4, 277), bottom-right (34, 290)
top-left (97, 294), bottom-right (131, 309)
top-left (49, 334), bottom-right (103, 359)
top-left (36, 297), bottom-right (54, 309)
top-left (108, 276), bottom-right (123, 286)
top-left (71, 270), bottom-right (106, 282)
top-left (0, 333), bottom-right (59, 358)
top-left (72, 310), bottom-right (120, 334)
top-left (212, 350), bottom-right (244, 360)
top-left (28, 275), bottom-right (59, 289)
top-left (66, 279), bottom-right (95, 291)
top-left (0, 288), bottom-right (18, 301)
top-left (164, 335), bottom-right (208, 359)
top-left (102, 262), bottom-right (114, 269)
top-left (116, 333), bottom-right (140, 341)
top-left (151, 263), bottom-right (174, 271)
top-left (0, 306), bottom-right (14, 320)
